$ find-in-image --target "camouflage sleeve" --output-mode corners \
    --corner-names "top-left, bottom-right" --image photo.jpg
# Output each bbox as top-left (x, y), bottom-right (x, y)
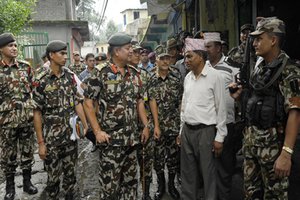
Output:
top-left (148, 77), bottom-right (157, 100)
top-left (178, 79), bottom-right (184, 104)
top-left (280, 64), bottom-right (300, 112)
top-left (83, 70), bottom-right (102, 100)
top-left (32, 80), bottom-right (45, 110)
top-left (72, 74), bottom-right (81, 106)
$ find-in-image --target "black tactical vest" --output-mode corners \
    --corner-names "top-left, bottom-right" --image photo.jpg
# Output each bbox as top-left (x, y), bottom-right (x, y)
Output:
top-left (246, 59), bottom-right (287, 129)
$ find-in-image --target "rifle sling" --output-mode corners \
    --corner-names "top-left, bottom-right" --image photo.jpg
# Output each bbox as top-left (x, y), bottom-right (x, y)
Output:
top-left (252, 56), bottom-right (288, 91)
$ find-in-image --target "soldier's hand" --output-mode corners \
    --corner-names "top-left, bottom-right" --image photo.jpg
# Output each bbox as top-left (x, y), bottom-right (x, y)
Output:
top-left (212, 141), bottom-right (223, 157)
top-left (274, 151), bottom-right (292, 178)
top-left (95, 130), bottom-right (110, 144)
top-left (229, 82), bottom-right (242, 99)
top-left (153, 126), bottom-right (161, 140)
top-left (38, 143), bottom-right (47, 160)
top-left (176, 135), bottom-right (181, 146)
top-left (141, 127), bottom-right (150, 144)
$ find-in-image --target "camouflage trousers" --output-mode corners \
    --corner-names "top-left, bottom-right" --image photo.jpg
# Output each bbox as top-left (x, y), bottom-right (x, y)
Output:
top-left (0, 127), bottom-right (34, 175)
top-left (154, 132), bottom-right (179, 174)
top-left (98, 145), bottom-right (138, 200)
top-left (243, 126), bottom-right (288, 200)
top-left (137, 133), bottom-right (154, 180)
top-left (44, 141), bottom-right (78, 200)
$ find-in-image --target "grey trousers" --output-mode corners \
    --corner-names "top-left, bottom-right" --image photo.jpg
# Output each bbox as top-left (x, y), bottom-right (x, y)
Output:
top-left (181, 123), bottom-right (217, 200)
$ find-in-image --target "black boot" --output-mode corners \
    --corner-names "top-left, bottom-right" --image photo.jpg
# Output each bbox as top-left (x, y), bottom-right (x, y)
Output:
top-left (168, 173), bottom-right (180, 200)
top-left (4, 174), bottom-right (15, 200)
top-left (154, 172), bottom-right (165, 200)
top-left (142, 177), bottom-right (152, 200)
top-left (23, 169), bottom-right (38, 195)
top-left (65, 192), bottom-right (74, 200)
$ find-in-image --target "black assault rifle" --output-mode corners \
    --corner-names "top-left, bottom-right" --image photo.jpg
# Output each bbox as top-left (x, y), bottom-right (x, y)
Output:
top-left (229, 36), bottom-right (253, 122)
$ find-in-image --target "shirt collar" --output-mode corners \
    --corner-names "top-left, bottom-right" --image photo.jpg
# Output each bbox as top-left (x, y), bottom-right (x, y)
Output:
top-left (0, 59), bottom-right (18, 68)
top-left (190, 63), bottom-right (209, 79)
top-left (49, 67), bottom-right (66, 78)
top-left (210, 54), bottom-right (226, 67)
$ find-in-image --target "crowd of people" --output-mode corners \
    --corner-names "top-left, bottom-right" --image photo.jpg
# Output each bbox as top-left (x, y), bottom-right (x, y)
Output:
top-left (0, 16), bottom-right (299, 200)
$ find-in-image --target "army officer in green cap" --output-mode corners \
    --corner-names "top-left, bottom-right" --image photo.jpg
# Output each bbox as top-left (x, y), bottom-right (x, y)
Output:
top-left (0, 32), bottom-right (38, 200)
top-left (83, 32), bottom-right (150, 199)
top-left (32, 40), bottom-right (88, 200)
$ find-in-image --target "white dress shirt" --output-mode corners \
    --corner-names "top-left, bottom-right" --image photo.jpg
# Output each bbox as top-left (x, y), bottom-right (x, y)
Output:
top-left (181, 63), bottom-right (228, 142)
top-left (207, 55), bottom-right (239, 124)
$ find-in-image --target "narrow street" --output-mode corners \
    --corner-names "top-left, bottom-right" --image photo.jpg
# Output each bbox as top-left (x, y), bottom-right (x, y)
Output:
top-left (0, 139), bottom-right (177, 200)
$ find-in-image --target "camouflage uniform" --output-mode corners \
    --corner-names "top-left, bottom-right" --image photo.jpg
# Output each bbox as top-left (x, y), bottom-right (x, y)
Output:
top-left (243, 51), bottom-right (300, 200)
top-left (148, 66), bottom-right (183, 176)
top-left (227, 43), bottom-right (245, 64)
top-left (32, 67), bottom-right (79, 199)
top-left (0, 60), bottom-right (35, 175)
top-left (69, 63), bottom-right (85, 76)
top-left (83, 62), bottom-right (143, 200)
top-left (136, 68), bottom-right (154, 195)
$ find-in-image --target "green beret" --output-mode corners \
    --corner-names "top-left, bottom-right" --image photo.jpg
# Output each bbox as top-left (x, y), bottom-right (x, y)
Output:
top-left (108, 32), bottom-right (132, 46)
top-left (46, 40), bottom-right (67, 53)
top-left (0, 33), bottom-right (16, 48)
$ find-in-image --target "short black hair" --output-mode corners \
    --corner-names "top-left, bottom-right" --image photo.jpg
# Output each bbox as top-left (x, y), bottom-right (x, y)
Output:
top-left (194, 50), bottom-right (208, 61)
top-left (85, 53), bottom-right (95, 61)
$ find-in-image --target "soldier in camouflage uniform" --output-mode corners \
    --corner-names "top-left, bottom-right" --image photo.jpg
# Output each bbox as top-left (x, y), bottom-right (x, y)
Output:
top-left (83, 32), bottom-right (150, 200)
top-left (230, 17), bottom-right (300, 199)
top-left (129, 43), bottom-right (160, 200)
top-left (148, 45), bottom-right (183, 200)
top-left (32, 40), bottom-right (88, 200)
top-left (69, 50), bottom-right (86, 76)
top-left (0, 33), bottom-right (38, 200)
top-left (227, 24), bottom-right (254, 65)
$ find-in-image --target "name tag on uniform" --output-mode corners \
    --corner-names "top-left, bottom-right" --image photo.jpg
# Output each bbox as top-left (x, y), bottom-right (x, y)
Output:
top-left (105, 80), bottom-right (122, 84)
top-left (45, 85), bottom-right (58, 91)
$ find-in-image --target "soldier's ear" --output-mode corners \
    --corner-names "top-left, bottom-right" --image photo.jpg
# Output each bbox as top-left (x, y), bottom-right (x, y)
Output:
top-left (49, 52), bottom-right (54, 59)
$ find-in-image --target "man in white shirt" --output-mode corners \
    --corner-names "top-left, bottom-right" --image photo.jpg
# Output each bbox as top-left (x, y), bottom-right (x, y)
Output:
top-left (180, 38), bottom-right (227, 200)
top-left (204, 32), bottom-right (239, 200)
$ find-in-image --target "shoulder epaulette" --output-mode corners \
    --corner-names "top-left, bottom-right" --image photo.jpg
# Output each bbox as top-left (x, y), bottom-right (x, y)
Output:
top-left (128, 64), bottom-right (139, 72)
top-left (95, 62), bottom-right (107, 72)
top-left (17, 60), bottom-right (30, 66)
top-left (169, 66), bottom-right (181, 79)
top-left (35, 69), bottom-right (48, 81)
top-left (63, 66), bottom-right (74, 74)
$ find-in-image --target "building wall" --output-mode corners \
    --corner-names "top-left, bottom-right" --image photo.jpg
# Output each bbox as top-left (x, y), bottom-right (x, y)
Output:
top-left (122, 9), bottom-right (148, 26)
top-left (81, 41), bottom-right (98, 57)
top-left (198, 0), bottom-right (237, 48)
top-left (31, 23), bottom-right (79, 64)
top-left (31, 0), bottom-right (76, 21)
top-left (96, 43), bottom-right (109, 54)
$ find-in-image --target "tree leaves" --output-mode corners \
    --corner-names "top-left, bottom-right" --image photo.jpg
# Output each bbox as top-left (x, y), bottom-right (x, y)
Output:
top-left (0, 0), bottom-right (36, 35)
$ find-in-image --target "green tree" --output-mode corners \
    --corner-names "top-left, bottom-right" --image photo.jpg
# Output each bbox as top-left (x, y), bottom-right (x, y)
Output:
top-left (0, 0), bottom-right (36, 35)
top-left (76, 0), bottom-right (103, 40)
top-left (105, 20), bottom-right (119, 40)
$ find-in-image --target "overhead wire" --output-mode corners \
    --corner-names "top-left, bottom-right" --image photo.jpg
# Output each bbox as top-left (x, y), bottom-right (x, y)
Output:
top-left (96, 0), bottom-right (108, 32)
